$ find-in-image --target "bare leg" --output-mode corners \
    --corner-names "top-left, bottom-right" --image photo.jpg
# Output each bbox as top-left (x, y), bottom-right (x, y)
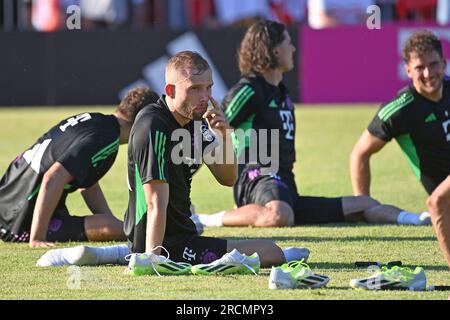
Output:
top-left (222, 200), bottom-right (294, 227)
top-left (341, 195), bottom-right (379, 222)
top-left (84, 214), bottom-right (126, 241)
top-left (342, 196), bottom-right (402, 223)
top-left (427, 176), bottom-right (450, 268)
top-left (227, 239), bottom-right (285, 267)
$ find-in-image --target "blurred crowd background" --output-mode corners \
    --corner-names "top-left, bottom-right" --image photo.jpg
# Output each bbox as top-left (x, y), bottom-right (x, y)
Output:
top-left (1, 0), bottom-right (449, 32)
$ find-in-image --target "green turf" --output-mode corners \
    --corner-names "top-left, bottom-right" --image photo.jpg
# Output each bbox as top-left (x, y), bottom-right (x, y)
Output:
top-left (0, 105), bottom-right (448, 300)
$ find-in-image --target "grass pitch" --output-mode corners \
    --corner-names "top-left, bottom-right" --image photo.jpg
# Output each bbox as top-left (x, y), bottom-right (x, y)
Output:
top-left (0, 105), bottom-right (448, 300)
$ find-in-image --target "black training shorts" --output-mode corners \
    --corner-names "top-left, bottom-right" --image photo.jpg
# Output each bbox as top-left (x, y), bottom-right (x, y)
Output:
top-left (163, 234), bottom-right (228, 265)
top-left (234, 166), bottom-right (344, 225)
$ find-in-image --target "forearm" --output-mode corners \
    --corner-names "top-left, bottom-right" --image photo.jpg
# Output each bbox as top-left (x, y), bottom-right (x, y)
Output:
top-left (209, 132), bottom-right (237, 186)
top-left (80, 183), bottom-right (113, 215)
top-left (143, 181), bottom-right (169, 254)
top-left (30, 179), bottom-right (65, 242)
top-left (350, 152), bottom-right (372, 196)
top-left (145, 207), bottom-right (167, 254)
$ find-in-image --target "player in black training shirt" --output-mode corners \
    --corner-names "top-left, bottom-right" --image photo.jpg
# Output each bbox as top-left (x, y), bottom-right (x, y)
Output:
top-left (123, 51), bottom-right (301, 267)
top-left (193, 20), bottom-right (430, 231)
top-left (0, 87), bottom-right (158, 248)
top-left (351, 30), bottom-right (450, 268)
top-left (36, 52), bottom-right (309, 268)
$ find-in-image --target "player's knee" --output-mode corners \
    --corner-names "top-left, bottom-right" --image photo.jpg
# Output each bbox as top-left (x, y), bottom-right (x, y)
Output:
top-left (102, 216), bottom-right (125, 239)
top-left (258, 203), bottom-right (294, 227)
top-left (427, 192), bottom-right (448, 214)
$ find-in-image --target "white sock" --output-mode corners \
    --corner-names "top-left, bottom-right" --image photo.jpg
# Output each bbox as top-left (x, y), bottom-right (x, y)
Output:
top-left (282, 247), bottom-right (310, 263)
top-left (36, 244), bottom-right (130, 267)
top-left (419, 212), bottom-right (432, 225)
top-left (88, 244), bottom-right (130, 265)
top-left (397, 211), bottom-right (431, 225)
top-left (36, 248), bottom-right (66, 267)
top-left (197, 211), bottom-right (225, 227)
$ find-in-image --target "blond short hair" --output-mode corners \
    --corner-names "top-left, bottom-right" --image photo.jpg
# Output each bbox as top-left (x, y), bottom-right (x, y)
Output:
top-left (165, 51), bottom-right (210, 83)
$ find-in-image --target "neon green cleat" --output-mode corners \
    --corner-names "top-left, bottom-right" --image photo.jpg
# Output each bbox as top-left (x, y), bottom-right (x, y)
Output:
top-left (125, 253), bottom-right (192, 276)
top-left (191, 249), bottom-right (260, 275)
top-left (268, 259), bottom-right (329, 289)
top-left (350, 266), bottom-right (426, 291)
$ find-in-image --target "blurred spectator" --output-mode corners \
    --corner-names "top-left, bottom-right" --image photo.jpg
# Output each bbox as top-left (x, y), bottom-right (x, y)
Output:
top-left (186, 0), bottom-right (217, 28)
top-left (80, 0), bottom-right (131, 29)
top-left (307, 0), bottom-right (374, 29)
top-left (269, 0), bottom-right (307, 25)
top-left (166, 0), bottom-right (186, 28)
top-left (1, 0), bottom-right (4, 29)
top-left (16, 0), bottom-right (32, 30)
top-left (15, 0), bottom-right (445, 31)
top-left (130, 0), bottom-right (151, 28)
top-left (214, 0), bottom-right (271, 27)
top-left (376, 0), bottom-right (397, 21)
top-left (64, 0), bottom-right (157, 29)
top-left (145, 0), bottom-right (167, 27)
top-left (396, 0), bottom-right (437, 21)
top-left (1, 0), bottom-right (6, 30)
top-left (60, 0), bottom-right (80, 9)
top-left (437, 0), bottom-right (450, 25)
top-left (31, 0), bottom-right (61, 32)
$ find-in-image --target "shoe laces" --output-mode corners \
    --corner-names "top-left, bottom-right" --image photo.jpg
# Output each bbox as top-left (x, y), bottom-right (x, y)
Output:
top-left (216, 250), bottom-right (258, 275)
top-left (285, 259), bottom-right (310, 271)
top-left (125, 246), bottom-right (170, 277)
top-left (284, 259), bottom-right (312, 279)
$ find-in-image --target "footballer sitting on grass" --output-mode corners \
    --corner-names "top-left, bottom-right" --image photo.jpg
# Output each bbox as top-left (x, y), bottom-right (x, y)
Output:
top-left (37, 51), bottom-right (309, 274)
top-left (192, 20), bottom-right (431, 232)
top-left (0, 88), bottom-right (158, 248)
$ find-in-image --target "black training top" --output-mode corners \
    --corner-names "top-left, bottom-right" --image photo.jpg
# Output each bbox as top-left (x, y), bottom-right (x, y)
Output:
top-left (124, 97), bottom-right (217, 253)
top-left (368, 80), bottom-right (450, 194)
top-left (0, 113), bottom-right (120, 240)
top-left (223, 74), bottom-right (296, 186)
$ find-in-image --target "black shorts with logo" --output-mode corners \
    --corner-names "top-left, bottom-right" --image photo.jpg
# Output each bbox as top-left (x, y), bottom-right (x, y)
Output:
top-left (46, 207), bottom-right (88, 242)
top-left (162, 234), bottom-right (227, 265)
top-left (0, 206), bottom-right (87, 243)
top-left (234, 166), bottom-right (344, 225)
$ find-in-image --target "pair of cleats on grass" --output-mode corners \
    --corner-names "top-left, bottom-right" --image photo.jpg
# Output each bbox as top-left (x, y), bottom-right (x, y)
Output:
top-left (269, 257), bottom-right (427, 291)
top-left (36, 246), bottom-right (426, 291)
top-left (269, 263), bottom-right (427, 291)
top-left (126, 252), bottom-right (427, 292)
top-left (125, 248), bottom-right (332, 291)
top-left (125, 248), bottom-right (261, 276)
top-left (127, 251), bottom-right (426, 292)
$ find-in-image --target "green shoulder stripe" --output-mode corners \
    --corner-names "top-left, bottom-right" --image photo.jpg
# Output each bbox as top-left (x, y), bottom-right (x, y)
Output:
top-left (231, 114), bottom-right (256, 157)
top-left (395, 134), bottom-right (421, 180)
top-left (225, 85), bottom-right (255, 123)
top-left (91, 139), bottom-right (120, 167)
top-left (378, 92), bottom-right (414, 122)
top-left (134, 162), bottom-right (148, 226)
top-left (154, 130), bottom-right (167, 181)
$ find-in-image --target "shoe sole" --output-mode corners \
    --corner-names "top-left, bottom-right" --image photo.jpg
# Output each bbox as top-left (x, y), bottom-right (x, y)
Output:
top-left (191, 265), bottom-right (260, 275)
top-left (130, 262), bottom-right (192, 276)
top-left (269, 268), bottom-right (329, 289)
top-left (349, 279), bottom-right (426, 291)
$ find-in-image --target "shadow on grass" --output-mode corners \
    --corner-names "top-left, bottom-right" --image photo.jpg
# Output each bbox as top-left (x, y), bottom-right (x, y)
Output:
top-left (223, 236), bottom-right (437, 242)
top-left (303, 262), bottom-right (355, 270)
top-left (288, 262), bottom-right (449, 272)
